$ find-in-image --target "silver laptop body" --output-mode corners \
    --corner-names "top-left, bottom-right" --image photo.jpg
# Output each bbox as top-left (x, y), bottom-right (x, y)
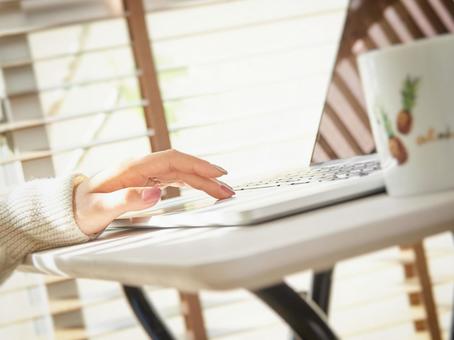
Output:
top-left (114, 153), bottom-right (384, 227)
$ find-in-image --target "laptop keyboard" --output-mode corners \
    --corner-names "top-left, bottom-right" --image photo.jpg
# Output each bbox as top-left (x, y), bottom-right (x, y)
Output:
top-left (234, 159), bottom-right (381, 191)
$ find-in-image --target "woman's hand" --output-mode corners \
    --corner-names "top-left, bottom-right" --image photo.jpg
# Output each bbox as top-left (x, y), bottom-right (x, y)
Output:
top-left (73, 149), bottom-right (234, 235)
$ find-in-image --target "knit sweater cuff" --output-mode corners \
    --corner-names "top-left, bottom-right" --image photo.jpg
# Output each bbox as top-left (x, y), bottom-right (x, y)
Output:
top-left (1, 174), bottom-right (92, 269)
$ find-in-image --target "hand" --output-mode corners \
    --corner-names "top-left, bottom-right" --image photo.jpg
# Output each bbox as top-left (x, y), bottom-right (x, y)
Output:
top-left (73, 149), bottom-right (234, 235)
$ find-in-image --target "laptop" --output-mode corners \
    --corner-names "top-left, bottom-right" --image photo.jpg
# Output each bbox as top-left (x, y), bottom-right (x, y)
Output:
top-left (113, 1), bottom-right (385, 228)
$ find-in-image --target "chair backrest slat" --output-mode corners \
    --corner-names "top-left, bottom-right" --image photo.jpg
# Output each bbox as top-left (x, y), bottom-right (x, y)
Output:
top-left (414, 0), bottom-right (450, 33)
top-left (312, 0), bottom-right (453, 163)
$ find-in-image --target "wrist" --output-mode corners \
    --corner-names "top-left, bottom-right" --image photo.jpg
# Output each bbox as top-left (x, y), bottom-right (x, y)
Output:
top-left (73, 177), bottom-right (100, 236)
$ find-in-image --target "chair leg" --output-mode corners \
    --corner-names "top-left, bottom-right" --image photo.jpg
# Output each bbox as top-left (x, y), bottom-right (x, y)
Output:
top-left (400, 242), bottom-right (441, 340)
top-left (179, 292), bottom-right (208, 340)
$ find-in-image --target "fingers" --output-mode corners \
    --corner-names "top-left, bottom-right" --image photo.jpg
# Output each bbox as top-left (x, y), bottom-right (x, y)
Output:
top-left (171, 150), bottom-right (228, 178)
top-left (176, 172), bottom-right (235, 199)
top-left (139, 149), bottom-right (227, 180)
top-left (88, 150), bottom-right (228, 193)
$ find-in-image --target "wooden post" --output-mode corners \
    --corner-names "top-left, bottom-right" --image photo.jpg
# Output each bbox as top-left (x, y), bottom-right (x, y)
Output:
top-left (400, 243), bottom-right (441, 340)
top-left (122, 1), bottom-right (207, 338)
top-left (413, 243), bottom-right (442, 340)
top-left (179, 292), bottom-right (208, 340)
top-left (122, 0), bottom-right (171, 152)
top-left (123, 0), bottom-right (179, 199)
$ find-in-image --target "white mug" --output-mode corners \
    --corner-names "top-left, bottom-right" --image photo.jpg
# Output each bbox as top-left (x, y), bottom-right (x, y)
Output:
top-left (358, 34), bottom-right (454, 197)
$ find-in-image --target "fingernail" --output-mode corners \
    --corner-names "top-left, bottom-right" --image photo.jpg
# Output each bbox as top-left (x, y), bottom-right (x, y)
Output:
top-left (142, 187), bottom-right (161, 203)
top-left (215, 179), bottom-right (234, 191)
top-left (221, 185), bottom-right (235, 196)
top-left (212, 164), bottom-right (228, 174)
top-left (216, 180), bottom-right (235, 196)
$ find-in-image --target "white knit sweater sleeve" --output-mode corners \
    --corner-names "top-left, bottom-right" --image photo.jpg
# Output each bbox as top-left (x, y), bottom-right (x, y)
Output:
top-left (0, 174), bottom-right (91, 283)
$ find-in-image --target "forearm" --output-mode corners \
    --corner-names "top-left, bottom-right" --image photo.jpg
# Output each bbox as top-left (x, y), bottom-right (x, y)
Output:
top-left (0, 175), bottom-right (91, 283)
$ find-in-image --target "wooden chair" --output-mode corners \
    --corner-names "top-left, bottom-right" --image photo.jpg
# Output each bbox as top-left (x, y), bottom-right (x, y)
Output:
top-left (312, 1), bottom-right (454, 339)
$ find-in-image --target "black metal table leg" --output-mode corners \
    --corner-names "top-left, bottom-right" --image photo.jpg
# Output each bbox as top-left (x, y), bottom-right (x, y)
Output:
top-left (311, 269), bottom-right (333, 314)
top-left (123, 285), bottom-right (175, 340)
top-left (253, 282), bottom-right (339, 340)
top-left (291, 269), bottom-right (334, 340)
top-left (123, 275), bottom-right (335, 340)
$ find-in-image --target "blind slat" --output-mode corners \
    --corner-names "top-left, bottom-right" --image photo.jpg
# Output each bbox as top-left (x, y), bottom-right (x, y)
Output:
top-left (0, 129), bottom-right (154, 165)
top-left (6, 71), bottom-right (141, 98)
top-left (168, 104), bottom-right (311, 133)
top-left (0, 43), bottom-right (132, 69)
top-left (0, 100), bottom-right (148, 133)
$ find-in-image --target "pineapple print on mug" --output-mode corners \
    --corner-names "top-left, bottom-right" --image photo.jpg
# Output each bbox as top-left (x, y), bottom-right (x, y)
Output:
top-left (378, 75), bottom-right (421, 166)
top-left (397, 76), bottom-right (420, 134)
top-left (380, 108), bottom-right (408, 165)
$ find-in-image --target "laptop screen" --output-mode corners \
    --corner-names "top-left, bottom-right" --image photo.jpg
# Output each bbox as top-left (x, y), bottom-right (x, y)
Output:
top-left (224, 1), bottom-right (350, 184)
top-left (292, 1), bottom-right (351, 166)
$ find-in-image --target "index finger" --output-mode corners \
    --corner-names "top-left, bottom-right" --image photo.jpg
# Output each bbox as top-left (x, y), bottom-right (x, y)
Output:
top-left (137, 149), bottom-right (227, 179)
top-left (89, 150), bottom-right (228, 193)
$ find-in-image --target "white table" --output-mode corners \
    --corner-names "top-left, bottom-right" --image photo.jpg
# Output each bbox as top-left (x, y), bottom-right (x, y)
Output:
top-left (21, 191), bottom-right (454, 339)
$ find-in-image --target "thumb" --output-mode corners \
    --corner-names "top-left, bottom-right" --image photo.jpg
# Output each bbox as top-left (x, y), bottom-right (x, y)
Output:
top-left (75, 183), bottom-right (162, 236)
top-left (93, 186), bottom-right (162, 221)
